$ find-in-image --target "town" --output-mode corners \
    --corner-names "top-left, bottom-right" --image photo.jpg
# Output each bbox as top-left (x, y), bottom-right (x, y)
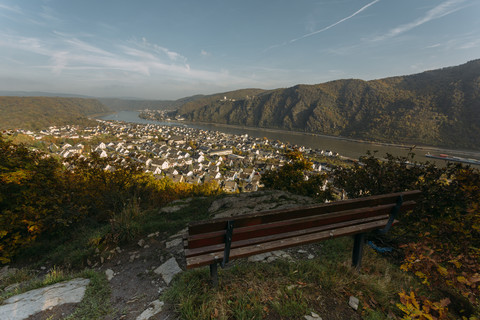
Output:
top-left (10, 118), bottom-right (344, 193)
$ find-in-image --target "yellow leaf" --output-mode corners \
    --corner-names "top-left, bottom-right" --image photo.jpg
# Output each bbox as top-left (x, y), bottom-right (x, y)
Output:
top-left (449, 259), bottom-right (462, 268)
top-left (437, 266), bottom-right (448, 276)
top-left (457, 276), bottom-right (468, 284)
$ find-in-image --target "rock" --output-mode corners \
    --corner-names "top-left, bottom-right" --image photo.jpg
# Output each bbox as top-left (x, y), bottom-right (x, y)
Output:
top-left (304, 311), bottom-right (322, 319)
top-left (160, 205), bottom-right (187, 213)
top-left (209, 191), bottom-right (316, 219)
top-left (0, 278), bottom-right (90, 320)
top-left (169, 228), bottom-right (187, 239)
top-left (248, 250), bottom-right (292, 263)
top-left (248, 252), bottom-right (273, 262)
top-left (266, 256), bottom-right (277, 263)
top-left (154, 257), bottom-right (182, 285)
top-left (297, 249), bottom-right (307, 254)
top-left (308, 254), bottom-right (315, 260)
top-left (349, 296), bottom-right (359, 310)
top-left (105, 269), bottom-right (115, 281)
top-left (138, 239), bottom-right (145, 247)
top-left (165, 238), bottom-right (182, 249)
top-left (277, 251), bottom-right (292, 259)
top-left (136, 300), bottom-right (164, 320)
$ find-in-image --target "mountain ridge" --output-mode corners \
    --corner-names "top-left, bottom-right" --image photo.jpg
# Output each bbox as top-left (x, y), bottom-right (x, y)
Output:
top-left (174, 59), bottom-right (480, 150)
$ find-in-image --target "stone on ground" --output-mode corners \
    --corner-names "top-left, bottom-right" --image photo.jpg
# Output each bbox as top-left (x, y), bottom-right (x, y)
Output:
top-left (304, 311), bottom-right (323, 319)
top-left (105, 269), bottom-right (115, 281)
top-left (0, 278), bottom-right (90, 320)
top-left (248, 250), bottom-right (292, 263)
top-left (349, 296), bottom-right (360, 310)
top-left (165, 238), bottom-right (182, 249)
top-left (209, 191), bottom-right (316, 219)
top-left (160, 205), bottom-right (187, 213)
top-left (136, 300), bottom-right (164, 320)
top-left (154, 257), bottom-right (182, 285)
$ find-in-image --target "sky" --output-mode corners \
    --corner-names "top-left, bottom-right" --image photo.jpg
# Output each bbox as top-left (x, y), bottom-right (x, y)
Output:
top-left (1, 0), bottom-right (479, 100)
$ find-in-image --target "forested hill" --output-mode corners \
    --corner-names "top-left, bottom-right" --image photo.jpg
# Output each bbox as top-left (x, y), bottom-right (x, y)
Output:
top-left (176, 59), bottom-right (480, 150)
top-left (0, 96), bottom-right (110, 130)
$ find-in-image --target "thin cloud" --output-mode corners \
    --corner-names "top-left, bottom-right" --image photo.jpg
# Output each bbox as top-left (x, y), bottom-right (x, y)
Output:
top-left (0, 29), bottom-right (247, 85)
top-left (459, 39), bottom-right (480, 49)
top-left (138, 37), bottom-right (186, 62)
top-left (425, 43), bottom-right (442, 49)
top-left (290, 0), bottom-right (381, 43)
top-left (372, 0), bottom-right (467, 42)
top-left (0, 3), bottom-right (23, 14)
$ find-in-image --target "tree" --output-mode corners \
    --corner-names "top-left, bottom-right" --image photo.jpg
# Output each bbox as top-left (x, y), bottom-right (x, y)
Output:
top-left (262, 150), bottom-right (334, 201)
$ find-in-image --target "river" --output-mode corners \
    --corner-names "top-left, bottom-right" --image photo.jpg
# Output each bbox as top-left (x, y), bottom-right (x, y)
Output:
top-left (98, 111), bottom-right (480, 167)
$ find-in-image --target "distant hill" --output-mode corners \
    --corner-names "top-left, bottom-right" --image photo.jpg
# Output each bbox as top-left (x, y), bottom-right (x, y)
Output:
top-left (0, 92), bottom-right (201, 112)
top-left (98, 98), bottom-right (175, 111)
top-left (98, 95), bottom-right (206, 112)
top-left (176, 60), bottom-right (480, 150)
top-left (0, 96), bottom-right (110, 130)
top-left (0, 91), bottom-right (91, 98)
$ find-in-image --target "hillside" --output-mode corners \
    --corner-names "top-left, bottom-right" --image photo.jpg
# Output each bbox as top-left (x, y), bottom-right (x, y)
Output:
top-left (176, 59), bottom-right (480, 150)
top-left (0, 96), bottom-right (110, 130)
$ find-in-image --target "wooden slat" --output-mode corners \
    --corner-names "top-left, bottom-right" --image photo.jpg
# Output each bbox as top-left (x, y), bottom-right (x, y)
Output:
top-left (186, 201), bottom-right (416, 249)
top-left (186, 219), bottom-right (391, 269)
top-left (185, 214), bottom-right (390, 258)
top-left (188, 190), bottom-right (421, 235)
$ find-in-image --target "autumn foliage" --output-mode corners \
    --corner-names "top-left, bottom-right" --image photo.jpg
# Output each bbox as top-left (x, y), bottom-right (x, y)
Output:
top-left (0, 135), bottom-right (220, 263)
top-left (261, 150), bottom-right (334, 201)
top-left (334, 152), bottom-right (480, 317)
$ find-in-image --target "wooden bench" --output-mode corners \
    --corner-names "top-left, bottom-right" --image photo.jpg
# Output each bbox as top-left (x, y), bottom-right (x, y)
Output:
top-left (184, 190), bottom-right (421, 286)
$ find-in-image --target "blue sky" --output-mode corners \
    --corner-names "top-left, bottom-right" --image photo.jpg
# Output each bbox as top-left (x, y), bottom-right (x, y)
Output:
top-left (1, 0), bottom-right (479, 100)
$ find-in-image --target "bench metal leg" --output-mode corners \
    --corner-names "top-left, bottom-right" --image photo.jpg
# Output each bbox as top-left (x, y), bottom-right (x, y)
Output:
top-left (352, 233), bottom-right (365, 269)
top-left (210, 263), bottom-right (218, 287)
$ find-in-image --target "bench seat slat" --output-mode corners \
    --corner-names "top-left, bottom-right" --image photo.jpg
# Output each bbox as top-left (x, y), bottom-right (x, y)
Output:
top-left (187, 201), bottom-right (416, 249)
top-left (185, 214), bottom-right (391, 258)
top-left (188, 190), bottom-right (421, 235)
top-left (186, 219), bottom-right (392, 269)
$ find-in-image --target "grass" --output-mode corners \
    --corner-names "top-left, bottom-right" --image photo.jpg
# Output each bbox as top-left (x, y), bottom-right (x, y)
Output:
top-left (164, 237), bottom-right (421, 320)
top-left (64, 269), bottom-right (111, 320)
